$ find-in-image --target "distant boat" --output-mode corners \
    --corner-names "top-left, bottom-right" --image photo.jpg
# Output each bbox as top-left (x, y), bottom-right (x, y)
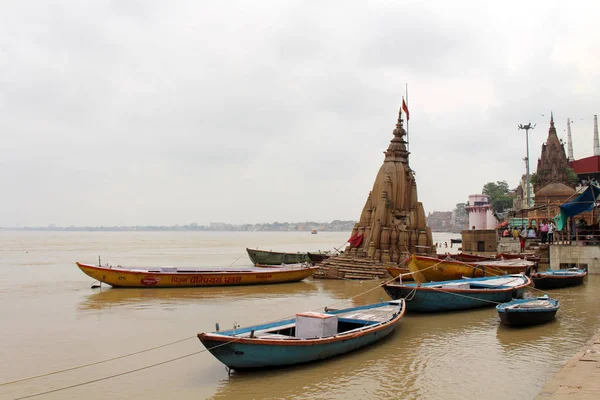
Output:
top-left (246, 248), bottom-right (311, 265)
top-left (496, 295), bottom-right (559, 326)
top-left (311, 229), bottom-right (318, 234)
top-left (531, 268), bottom-right (587, 289)
top-left (383, 275), bottom-right (531, 312)
top-left (197, 300), bottom-right (406, 370)
top-left (76, 262), bottom-right (318, 288)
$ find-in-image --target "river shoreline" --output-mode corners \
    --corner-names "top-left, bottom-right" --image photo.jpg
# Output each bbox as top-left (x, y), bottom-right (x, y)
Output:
top-left (536, 327), bottom-right (600, 399)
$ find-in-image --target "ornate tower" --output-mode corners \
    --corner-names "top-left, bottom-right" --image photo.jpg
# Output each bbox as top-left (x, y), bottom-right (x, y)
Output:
top-left (316, 106), bottom-right (434, 281)
top-left (533, 113), bottom-right (574, 194)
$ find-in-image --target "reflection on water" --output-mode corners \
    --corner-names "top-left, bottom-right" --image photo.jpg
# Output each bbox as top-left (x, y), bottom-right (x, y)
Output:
top-left (78, 280), bottom-right (320, 311)
top-left (1, 231), bottom-right (599, 400)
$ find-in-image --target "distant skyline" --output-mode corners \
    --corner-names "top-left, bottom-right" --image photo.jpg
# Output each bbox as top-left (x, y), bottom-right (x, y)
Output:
top-left (2, 1), bottom-right (599, 227)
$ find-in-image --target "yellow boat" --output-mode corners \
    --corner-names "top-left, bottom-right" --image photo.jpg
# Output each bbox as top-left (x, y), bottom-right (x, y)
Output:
top-left (385, 266), bottom-right (415, 281)
top-left (76, 262), bottom-right (318, 288)
top-left (406, 254), bottom-right (506, 283)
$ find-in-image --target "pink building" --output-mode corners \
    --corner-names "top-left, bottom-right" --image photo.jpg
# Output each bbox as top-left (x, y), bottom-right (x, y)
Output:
top-left (465, 194), bottom-right (497, 230)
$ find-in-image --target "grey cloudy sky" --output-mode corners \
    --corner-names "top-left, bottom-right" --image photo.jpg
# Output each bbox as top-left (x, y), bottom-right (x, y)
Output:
top-left (1, 0), bottom-right (599, 227)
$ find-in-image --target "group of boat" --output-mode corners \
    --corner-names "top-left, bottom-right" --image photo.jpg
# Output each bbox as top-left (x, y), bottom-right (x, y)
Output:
top-left (75, 247), bottom-right (588, 371)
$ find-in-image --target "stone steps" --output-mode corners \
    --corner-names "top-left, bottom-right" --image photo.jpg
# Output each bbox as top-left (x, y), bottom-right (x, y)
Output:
top-left (314, 254), bottom-right (392, 280)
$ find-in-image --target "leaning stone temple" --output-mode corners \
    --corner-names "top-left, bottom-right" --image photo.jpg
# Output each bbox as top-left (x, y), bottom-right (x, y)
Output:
top-left (315, 107), bottom-right (434, 280)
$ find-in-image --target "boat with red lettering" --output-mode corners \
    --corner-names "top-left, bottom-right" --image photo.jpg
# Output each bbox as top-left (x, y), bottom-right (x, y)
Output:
top-left (76, 262), bottom-right (318, 288)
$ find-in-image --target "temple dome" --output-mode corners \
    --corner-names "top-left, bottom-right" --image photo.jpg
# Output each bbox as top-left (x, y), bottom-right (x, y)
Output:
top-left (535, 182), bottom-right (576, 198)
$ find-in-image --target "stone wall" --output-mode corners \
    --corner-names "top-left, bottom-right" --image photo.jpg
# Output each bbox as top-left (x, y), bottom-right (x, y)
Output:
top-left (550, 244), bottom-right (600, 274)
top-left (461, 229), bottom-right (498, 254)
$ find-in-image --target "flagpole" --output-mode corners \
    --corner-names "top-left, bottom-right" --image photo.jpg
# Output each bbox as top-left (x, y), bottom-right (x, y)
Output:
top-left (406, 83), bottom-right (409, 152)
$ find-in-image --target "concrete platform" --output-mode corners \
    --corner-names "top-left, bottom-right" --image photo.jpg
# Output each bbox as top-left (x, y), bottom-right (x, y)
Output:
top-left (536, 329), bottom-right (600, 399)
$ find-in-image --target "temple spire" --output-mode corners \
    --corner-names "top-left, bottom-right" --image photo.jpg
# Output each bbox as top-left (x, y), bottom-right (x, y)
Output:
top-left (384, 105), bottom-right (409, 163)
top-left (548, 112), bottom-right (557, 137)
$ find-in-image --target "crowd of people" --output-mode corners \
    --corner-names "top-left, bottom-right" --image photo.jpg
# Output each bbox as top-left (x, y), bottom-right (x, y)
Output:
top-left (500, 220), bottom-right (556, 252)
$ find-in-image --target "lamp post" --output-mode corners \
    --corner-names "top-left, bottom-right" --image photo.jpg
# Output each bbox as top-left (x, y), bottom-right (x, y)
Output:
top-left (518, 123), bottom-right (535, 208)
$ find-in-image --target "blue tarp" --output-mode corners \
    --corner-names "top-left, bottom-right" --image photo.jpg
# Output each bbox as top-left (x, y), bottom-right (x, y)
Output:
top-left (554, 184), bottom-right (600, 231)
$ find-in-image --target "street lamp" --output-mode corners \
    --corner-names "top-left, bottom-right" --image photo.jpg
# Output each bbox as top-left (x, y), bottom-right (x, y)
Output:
top-left (518, 122), bottom-right (536, 208)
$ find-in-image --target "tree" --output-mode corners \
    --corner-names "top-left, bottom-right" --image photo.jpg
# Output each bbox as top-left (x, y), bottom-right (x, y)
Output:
top-left (565, 168), bottom-right (580, 186)
top-left (482, 181), bottom-right (512, 213)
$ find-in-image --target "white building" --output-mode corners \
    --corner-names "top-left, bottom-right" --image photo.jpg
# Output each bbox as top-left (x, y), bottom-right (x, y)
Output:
top-left (464, 194), bottom-right (498, 230)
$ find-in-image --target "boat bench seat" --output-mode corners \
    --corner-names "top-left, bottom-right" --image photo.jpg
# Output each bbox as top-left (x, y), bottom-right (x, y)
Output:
top-left (256, 334), bottom-right (298, 339)
top-left (338, 317), bottom-right (376, 325)
top-left (237, 323), bottom-right (296, 338)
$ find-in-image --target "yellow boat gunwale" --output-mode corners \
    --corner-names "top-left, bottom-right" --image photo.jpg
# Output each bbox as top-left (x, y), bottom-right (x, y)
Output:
top-left (76, 262), bottom-right (318, 288)
top-left (407, 254), bottom-right (489, 283)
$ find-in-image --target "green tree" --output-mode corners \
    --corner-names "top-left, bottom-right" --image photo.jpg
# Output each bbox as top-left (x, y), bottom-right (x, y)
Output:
top-left (482, 181), bottom-right (512, 213)
top-left (565, 168), bottom-right (580, 186)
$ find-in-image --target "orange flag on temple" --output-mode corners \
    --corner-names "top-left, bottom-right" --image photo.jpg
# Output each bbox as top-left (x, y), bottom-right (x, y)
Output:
top-left (348, 232), bottom-right (363, 248)
top-left (402, 97), bottom-right (410, 121)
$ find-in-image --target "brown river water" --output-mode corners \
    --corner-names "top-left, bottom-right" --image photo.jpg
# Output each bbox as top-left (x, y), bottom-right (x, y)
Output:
top-left (0, 231), bottom-right (598, 400)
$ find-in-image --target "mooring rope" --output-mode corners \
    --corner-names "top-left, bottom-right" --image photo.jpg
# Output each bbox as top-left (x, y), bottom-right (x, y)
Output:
top-left (10, 337), bottom-right (243, 400)
top-left (0, 336), bottom-right (196, 387)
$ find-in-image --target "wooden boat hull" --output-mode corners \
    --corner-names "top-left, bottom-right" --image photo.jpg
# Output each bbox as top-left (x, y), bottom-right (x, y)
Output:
top-left (307, 252), bottom-right (332, 263)
top-left (385, 266), bottom-right (415, 281)
top-left (198, 301), bottom-right (405, 370)
top-left (407, 254), bottom-right (489, 283)
top-left (531, 270), bottom-right (587, 289)
top-left (468, 260), bottom-right (534, 275)
top-left (440, 253), bottom-right (541, 264)
top-left (497, 297), bottom-right (559, 326)
top-left (409, 254), bottom-right (532, 283)
top-left (383, 275), bottom-right (531, 312)
top-left (246, 248), bottom-right (311, 265)
top-left (76, 263), bottom-right (318, 288)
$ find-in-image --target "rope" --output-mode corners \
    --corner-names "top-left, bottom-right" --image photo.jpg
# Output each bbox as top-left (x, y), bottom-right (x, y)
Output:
top-left (227, 254), bottom-right (245, 267)
top-left (0, 336), bottom-right (196, 386)
top-left (11, 337), bottom-right (243, 400)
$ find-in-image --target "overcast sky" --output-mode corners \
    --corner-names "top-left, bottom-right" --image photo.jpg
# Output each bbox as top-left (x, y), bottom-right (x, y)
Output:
top-left (1, 0), bottom-right (599, 227)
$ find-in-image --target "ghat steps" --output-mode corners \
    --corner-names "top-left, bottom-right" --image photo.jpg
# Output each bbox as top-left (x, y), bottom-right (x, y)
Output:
top-left (314, 255), bottom-right (392, 280)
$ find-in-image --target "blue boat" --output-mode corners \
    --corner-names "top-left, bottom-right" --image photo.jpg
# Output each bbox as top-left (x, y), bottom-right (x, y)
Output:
top-left (497, 295), bottom-right (559, 326)
top-left (383, 275), bottom-right (531, 312)
top-left (531, 268), bottom-right (587, 289)
top-left (197, 300), bottom-right (405, 370)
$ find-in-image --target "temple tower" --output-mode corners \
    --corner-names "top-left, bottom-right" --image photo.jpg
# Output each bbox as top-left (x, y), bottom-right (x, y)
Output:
top-left (354, 107), bottom-right (433, 259)
top-left (533, 113), bottom-right (575, 194)
top-left (315, 106), bottom-right (434, 279)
